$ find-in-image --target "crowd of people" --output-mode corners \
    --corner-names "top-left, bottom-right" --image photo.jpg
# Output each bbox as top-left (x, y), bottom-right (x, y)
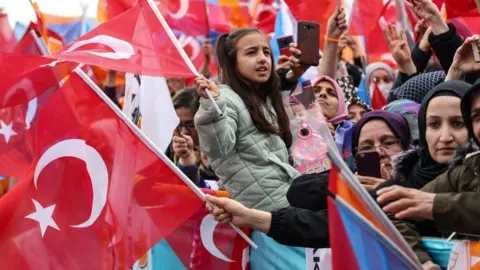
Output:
top-left (90, 0), bottom-right (480, 268)
top-left (147, 0), bottom-right (480, 268)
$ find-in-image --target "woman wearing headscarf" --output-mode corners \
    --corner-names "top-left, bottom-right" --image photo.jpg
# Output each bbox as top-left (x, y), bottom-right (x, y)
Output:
top-left (351, 111), bottom-right (412, 190)
top-left (337, 76), bottom-right (371, 123)
top-left (384, 99), bottom-right (421, 144)
top-left (365, 62), bottom-right (395, 100)
top-left (372, 80), bottom-right (471, 197)
top-left (311, 76), bottom-right (355, 170)
top-left (377, 79), bottom-right (480, 268)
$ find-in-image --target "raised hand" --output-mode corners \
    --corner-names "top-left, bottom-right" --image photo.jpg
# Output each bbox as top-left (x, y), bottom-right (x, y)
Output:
top-left (326, 7), bottom-right (347, 39)
top-left (195, 75), bottom-right (218, 99)
top-left (448, 35), bottom-right (480, 79)
top-left (383, 24), bottom-right (417, 75)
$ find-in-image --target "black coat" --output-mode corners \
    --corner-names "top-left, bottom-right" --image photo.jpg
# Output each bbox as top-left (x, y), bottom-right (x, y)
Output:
top-left (266, 171), bottom-right (331, 248)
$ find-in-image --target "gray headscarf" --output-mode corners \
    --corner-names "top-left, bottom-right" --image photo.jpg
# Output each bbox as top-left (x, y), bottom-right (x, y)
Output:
top-left (365, 62), bottom-right (395, 86)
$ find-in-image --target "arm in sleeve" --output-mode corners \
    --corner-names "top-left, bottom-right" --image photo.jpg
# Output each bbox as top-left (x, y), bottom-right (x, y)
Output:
top-left (194, 92), bottom-right (238, 159)
top-left (421, 166), bottom-right (480, 234)
top-left (393, 219), bottom-right (432, 264)
top-left (411, 43), bottom-right (432, 73)
top-left (429, 23), bottom-right (463, 73)
top-left (433, 192), bottom-right (480, 234)
top-left (267, 208), bottom-right (330, 248)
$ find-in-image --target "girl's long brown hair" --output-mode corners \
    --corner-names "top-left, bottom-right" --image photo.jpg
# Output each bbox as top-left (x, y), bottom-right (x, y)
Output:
top-left (215, 28), bottom-right (292, 148)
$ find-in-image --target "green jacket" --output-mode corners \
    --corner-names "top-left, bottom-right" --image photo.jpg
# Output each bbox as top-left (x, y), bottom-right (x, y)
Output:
top-left (395, 142), bottom-right (480, 263)
top-left (194, 85), bottom-right (299, 212)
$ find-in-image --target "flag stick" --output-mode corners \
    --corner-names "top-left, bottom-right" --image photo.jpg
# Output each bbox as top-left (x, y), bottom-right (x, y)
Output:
top-left (145, 0), bottom-right (223, 117)
top-left (75, 69), bottom-right (257, 249)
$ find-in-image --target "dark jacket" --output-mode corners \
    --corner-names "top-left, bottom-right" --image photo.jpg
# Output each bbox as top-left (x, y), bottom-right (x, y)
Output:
top-left (393, 142), bottom-right (480, 263)
top-left (266, 171), bottom-right (331, 248)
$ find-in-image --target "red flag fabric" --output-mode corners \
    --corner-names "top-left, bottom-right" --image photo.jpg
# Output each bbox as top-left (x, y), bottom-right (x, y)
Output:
top-left (371, 82), bottom-right (387, 110)
top-left (207, 0), bottom-right (253, 33)
top-left (348, 0), bottom-right (385, 35)
top-left (0, 53), bottom-right (76, 108)
top-left (0, 13), bottom-right (16, 52)
top-left (284, 0), bottom-right (336, 50)
top-left (252, 0), bottom-right (277, 35)
top-left (51, 0), bottom-right (195, 78)
top-left (97, 0), bottom-right (209, 36)
top-left (13, 30), bottom-right (42, 55)
top-left (163, 207), bottom-right (250, 269)
top-left (446, 0), bottom-right (479, 18)
top-left (0, 71), bottom-right (204, 269)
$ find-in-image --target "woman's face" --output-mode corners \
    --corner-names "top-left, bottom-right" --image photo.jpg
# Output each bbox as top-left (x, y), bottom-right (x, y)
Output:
top-left (314, 80), bottom-right (339, 120)
top-left (369, 69), bottom-right (393, 97)
top-left (471, 91), bottom-right (480, 142)
top-left (176, 107), bottom-right (199, 146)
top-left (425, 96), bottom-right (468, 164)
top-left (348, 104), bottom-right (367, 123)
top-left (235, 33), bottom-right (272, 84)
top-left (357, 119), bottom-right (403, 175)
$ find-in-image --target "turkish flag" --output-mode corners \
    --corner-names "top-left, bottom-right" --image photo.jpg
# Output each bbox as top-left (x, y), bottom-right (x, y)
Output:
top-left (13, 30), bottom-right (43, 55)
top-left (163, 207), bottom-right (250, 269)
top-left (348, 0), bottom-right (384, 35)
top-left (253, 0), bottom-right (277, 35)
top-left (97, 0), bottom-right (209, 36)
top-left (51, 0), bottom-right (195, 78)
top-left (371, 82), bottom-right (387, 110)
top-left (0, 53), bottom-right (76, 108)
top-left (0, 13), bottom-right (16, 52)
top-left (0, 72), bottom-right (204, 269)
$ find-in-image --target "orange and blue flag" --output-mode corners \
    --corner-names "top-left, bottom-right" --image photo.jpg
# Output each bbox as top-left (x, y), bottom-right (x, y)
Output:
top-left (206, 0), bottom-right (252, 33)
top-left (327, 164), bottom-right (421, 269)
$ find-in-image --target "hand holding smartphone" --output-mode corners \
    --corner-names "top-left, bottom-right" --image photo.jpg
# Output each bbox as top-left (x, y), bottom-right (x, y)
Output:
top-left (297, 21), bottom-right (320, 66)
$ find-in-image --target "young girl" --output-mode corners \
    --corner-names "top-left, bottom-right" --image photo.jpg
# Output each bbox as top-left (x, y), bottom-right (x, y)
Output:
top-left (194, 28), bottom-right (299, 212)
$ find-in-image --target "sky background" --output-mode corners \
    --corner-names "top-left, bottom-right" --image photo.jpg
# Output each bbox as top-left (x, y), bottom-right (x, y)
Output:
top-left (0, 0), bottom-right (99, 27)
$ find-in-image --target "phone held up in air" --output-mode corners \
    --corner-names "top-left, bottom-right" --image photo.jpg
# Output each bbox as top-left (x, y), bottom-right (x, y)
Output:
top-left (297, 21), bottom-right (320, 66)
top-left (277, 35), bottom-right (294, 57)
top-left (473, 40), bottom-right (480, 63)
top-left (355, 150), bottom-right (382, 179)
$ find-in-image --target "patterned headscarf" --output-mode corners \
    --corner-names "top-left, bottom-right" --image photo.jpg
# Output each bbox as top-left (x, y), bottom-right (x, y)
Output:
top-left (383, 99), bottom-right (421, 143)
top-left (388, 71), bottom-right (445, 103)
top-left (337, 76), bottom-right (371, 111)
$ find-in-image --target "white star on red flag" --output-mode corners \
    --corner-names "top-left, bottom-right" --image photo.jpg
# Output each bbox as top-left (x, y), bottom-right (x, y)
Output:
top-left (0, 120), bottom-right (17, 143)
top-left (25, 199), bottom-right (60, 238)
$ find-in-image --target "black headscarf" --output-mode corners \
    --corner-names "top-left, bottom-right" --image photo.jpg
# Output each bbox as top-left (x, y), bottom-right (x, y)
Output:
top-left (413, 80), bottom-right (471, 186)
top-left (461, 78), bottom-right (480, 146)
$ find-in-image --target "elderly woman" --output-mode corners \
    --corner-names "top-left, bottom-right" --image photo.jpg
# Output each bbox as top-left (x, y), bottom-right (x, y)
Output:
top-left (377, 79), bottom-right (480, 267)
top-left (351, 110), bottom-right (412, 190)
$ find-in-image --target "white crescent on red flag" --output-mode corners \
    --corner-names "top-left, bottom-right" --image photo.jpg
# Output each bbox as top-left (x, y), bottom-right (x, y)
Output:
top-left (0, 71), bottom-right (204, 269)
top-left (51, 0), bottom-right (196, 78)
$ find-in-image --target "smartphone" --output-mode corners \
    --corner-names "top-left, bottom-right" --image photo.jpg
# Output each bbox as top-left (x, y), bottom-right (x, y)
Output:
top-left (473, 41), bottom-right (480, 63)
top-left (355, 151), bottom-right (382, 179)
top-left (297, 21), bottom-right (320, 66)
top-left (277, 35), bottom-right (294, 57)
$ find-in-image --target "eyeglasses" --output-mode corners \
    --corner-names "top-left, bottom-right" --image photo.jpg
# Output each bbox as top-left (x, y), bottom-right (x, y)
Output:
top-left (356, 138), bottom-right (402, 153)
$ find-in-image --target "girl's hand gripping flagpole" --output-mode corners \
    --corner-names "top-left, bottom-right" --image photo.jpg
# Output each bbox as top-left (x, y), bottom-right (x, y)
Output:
top-left (145, 0), bottom-right (223, 117)
top-left (144, 0), bottom-right (256, 249)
